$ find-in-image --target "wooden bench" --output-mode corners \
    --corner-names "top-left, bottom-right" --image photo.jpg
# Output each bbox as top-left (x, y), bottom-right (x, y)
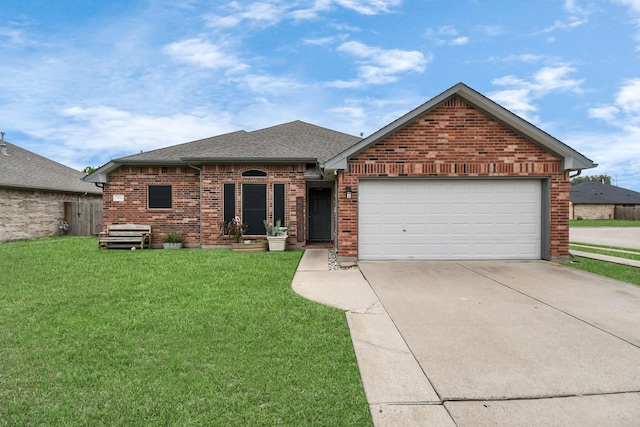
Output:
top-left (98, 224), bottom-right (152, 249)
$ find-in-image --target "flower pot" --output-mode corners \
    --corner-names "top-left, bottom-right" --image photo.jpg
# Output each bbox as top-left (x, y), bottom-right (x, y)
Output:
top-left (163, 242), bottom-right (183, 249)
top-left (231, 240), bottom-right (267, 252)
top-left (267, 235), bottom-right (287, 252)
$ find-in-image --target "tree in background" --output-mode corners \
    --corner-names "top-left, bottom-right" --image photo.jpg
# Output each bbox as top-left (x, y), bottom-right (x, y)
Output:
top-left (570, 174), bottom-right (611, 186)
top-left (82, 166), bottom-right (97, 174)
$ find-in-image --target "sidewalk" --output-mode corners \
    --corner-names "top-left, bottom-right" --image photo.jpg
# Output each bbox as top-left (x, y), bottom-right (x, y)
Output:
top-left (569, 245), bottom-right (640, 268)
top-left (291, 249), bottom-right (451, 426)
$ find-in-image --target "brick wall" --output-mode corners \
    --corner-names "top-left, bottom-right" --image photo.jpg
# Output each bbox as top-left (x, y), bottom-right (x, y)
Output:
top-left (102, 166), bottom-right (201, 247)
top-left (337, 96), bottom-right (570, 259)
top-left (571, 203), bottom-right (615, 220)
top-left (103, 164), bottom-right (306, 247)
top-left (200, 164), bottom-right (306, 246)
top-left (0, 188), bottom-right (93, 242)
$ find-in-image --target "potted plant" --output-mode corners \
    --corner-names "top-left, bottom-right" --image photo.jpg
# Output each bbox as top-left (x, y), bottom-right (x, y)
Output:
top-left (264, 219), bottom-right (288, 252)
top-left (224, 216), bottom-right (267, 252)
top-left (224, 216), bottom-right (249, 243)
top-left (162, 232), bottom-right (183, 249)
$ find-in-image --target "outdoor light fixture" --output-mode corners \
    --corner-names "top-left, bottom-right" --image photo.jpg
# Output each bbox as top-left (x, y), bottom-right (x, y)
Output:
top-left (346, 187), bottom-right (352, 199)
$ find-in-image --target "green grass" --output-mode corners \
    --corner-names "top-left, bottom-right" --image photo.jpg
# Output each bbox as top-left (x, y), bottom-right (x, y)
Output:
top-left (569, 219), bottom-right (640, 227)
top-left (565, 256), bottom-right (640, 286)
top-left (0, 237), bottom-right (371, 426)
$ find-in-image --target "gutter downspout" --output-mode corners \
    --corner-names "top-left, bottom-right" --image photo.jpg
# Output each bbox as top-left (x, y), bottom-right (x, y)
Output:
top-left (334, 172), bottom-right (339, 254)
top-left (188, 164), bottom-right (203, 248)
top-left (570, 170), bottom-right (582, 179)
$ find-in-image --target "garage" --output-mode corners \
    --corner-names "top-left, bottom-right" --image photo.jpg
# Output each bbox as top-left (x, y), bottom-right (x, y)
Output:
top-left (358, 179), bottom-right (543, 260)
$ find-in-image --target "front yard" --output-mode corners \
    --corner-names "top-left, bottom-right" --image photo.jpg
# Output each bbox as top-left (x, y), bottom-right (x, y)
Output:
top-left (0, 237), bottom-right (371, 426)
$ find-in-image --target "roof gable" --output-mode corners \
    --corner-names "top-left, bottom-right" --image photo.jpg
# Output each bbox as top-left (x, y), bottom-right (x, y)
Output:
top-left (0, 141), bottom-right (101, 194)
top-left (571, 182), bottom-right (640, 204)
top-left (323, 82), bottom-right (596, 171)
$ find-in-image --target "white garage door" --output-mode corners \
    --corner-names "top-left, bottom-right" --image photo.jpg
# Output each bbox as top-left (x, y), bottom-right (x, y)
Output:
top-left (359, 179), bottom-right (542, 260)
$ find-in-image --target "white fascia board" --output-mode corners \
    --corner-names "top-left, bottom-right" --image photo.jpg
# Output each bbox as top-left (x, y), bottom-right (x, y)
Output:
top-left (82, 161), bottom-right (119, 183)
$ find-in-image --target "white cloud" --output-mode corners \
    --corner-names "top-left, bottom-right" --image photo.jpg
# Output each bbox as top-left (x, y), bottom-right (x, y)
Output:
top-left (615, 78), bottom-right (640, 114)
top-left (541, 16), bottom-right (588, 33)
top-left (612, 0), bottom-right (640, 50)
top-left (565, 127), bottom-right (640, 189)
top-left (0, 26), bottom-right (29, 47)
top-left (612, 0), bottom-right (640, 13)
top-left (478, 25), bottom-right (504, 36)
top-left (206, 2), bottom-right (286, 28)
top-left (302, 34), bottom-right (349, 45)
top-left (589, 78), bottom-right (640, 125)
top-left (232, 74), bottom-right (308, 93)
top-left (208, 0), bottom-right (402, 26)
top-left (163, 38), bottom-right (248, 72)
top-left (580, 78), bottom-right (640, 188)
top-left (489, 65), bottom-right (584, 121)
top-left (488, 89), bottom-right (538, 120)
top-left (538, 0), bottom-right (590, 34)
top-left (334, 0), bottom-right (402, 15)
top-left (488, 54), bottom-right (550, 63)
top-left (329, 41), bottom-right (429, 87)
top-left (425, 26), bottom-right (470, 46)
top-left (588, 105), bottom-right (620, 122)
top-left (55, 105), bottom-right (233, 164)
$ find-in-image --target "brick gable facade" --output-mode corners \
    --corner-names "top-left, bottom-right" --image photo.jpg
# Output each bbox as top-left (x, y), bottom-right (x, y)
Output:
top-left (336, 96), bottom-right (570, 259)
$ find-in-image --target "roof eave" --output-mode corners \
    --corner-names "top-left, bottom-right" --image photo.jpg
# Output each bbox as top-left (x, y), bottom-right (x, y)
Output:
top-left (0, 182), bottom-right (102, 195)
top-left (83, 161), bottom-right (120, 183)
top-left (180, 156), bottom-right (317, 164)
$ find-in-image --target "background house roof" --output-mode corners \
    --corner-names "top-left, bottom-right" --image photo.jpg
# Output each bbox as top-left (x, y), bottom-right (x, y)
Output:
top-left (324, 83), bottom-right (596, 171)
top-left (0, 140), bottom-right (101, 194)
top-left (571, 182), bottom-right (640, 204)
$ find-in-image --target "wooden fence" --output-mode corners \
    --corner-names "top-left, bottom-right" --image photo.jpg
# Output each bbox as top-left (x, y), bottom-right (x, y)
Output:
top-left (614, 205), bottom-right (640, 221)
top-left (64, 200), bottom-right (103, 236)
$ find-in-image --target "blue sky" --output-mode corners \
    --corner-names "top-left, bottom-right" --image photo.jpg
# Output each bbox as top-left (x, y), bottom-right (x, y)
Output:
top-left (2, 0), bottom-right (640, 190)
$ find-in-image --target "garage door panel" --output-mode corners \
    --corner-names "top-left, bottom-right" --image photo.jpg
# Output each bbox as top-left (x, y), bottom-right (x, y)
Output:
top-left (359, 180), bottom-right (541, 260)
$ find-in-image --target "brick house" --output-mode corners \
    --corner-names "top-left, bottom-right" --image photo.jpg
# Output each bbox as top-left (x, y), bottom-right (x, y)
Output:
top-left (570, 182), bottom-right (640, 220)
top-left (0, 139), bottom-right (102, 242)
top-left (85, 83), bottom-right (595, 261)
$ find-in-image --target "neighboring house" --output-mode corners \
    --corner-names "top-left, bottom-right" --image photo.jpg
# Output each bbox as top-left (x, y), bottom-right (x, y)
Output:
top-left (0, 139), bottom-right (102, 242)
top-left (570, 181), bottom-right (640, 220)
top-left (85, 83), bottom-right (595, 261)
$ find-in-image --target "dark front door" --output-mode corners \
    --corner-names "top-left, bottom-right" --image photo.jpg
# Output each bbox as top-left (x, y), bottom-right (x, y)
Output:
top-left (308, 187), bottom-right (332, 241)
top-left (242, 184), bottom-right (266, 235)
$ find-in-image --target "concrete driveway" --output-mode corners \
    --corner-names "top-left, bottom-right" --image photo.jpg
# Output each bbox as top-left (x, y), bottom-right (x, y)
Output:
top-left (358, 260), bottom-right (640, 426)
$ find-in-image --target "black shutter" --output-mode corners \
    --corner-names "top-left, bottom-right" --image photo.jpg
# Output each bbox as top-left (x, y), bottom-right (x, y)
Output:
top-left (223, 183), bottom-right (235, 224)
top-left (274, 184), bottom-right (285, 224)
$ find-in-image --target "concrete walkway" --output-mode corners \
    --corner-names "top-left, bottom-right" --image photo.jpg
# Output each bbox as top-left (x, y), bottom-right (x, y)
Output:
top-left (570, 249), bottom-right (640, 267)
top-left (292, 250), bottom-right (446, 426)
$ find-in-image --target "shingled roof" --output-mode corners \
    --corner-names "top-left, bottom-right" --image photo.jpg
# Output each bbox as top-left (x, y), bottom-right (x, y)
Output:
top-left (116, 120), bottom-right (360, 164)
top-left (85, 120), bottom-right (361, 183)
top-left (0, 140), bottom-right (101, 194)
top-left (571, 182), bottom-right (640, 204)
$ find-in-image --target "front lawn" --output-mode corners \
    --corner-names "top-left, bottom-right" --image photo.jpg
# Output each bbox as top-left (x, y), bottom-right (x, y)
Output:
top-left (0, 237), bottom-right (371, 426)
top-left (566, 256), bottom-right (640, 287)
